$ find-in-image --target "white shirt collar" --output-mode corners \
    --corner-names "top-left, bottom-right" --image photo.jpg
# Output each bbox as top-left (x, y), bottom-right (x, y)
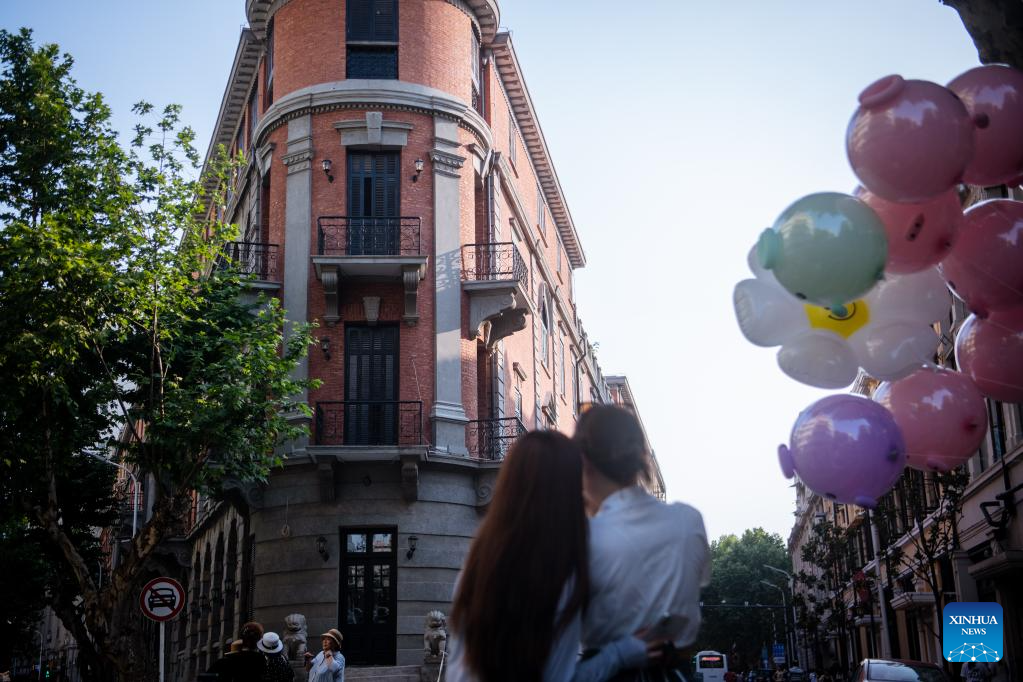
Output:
top-left (594, 484), bottom-right (651, 517)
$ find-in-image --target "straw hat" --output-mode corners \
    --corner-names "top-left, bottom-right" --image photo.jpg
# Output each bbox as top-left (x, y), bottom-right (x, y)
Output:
top-left (257, 632), bottom-right (285, 654)
top-left (228, 639), bottom-right (244, 654)
top-left (320, 628), bottom-right (344, 649)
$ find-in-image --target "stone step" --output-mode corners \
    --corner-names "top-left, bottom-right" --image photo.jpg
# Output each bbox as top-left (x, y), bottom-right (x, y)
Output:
top-left (345, 664), bottom-right (423, 682)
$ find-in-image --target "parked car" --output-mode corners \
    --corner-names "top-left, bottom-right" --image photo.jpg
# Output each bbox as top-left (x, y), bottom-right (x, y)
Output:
top-left (850, 659), bottom-right (950, 682)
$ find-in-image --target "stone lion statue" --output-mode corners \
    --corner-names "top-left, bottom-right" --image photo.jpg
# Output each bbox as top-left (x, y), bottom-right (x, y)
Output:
top-left (423, 610), bottom-right (447, 660)
top-left (282, 613), bottom-right (308, 660)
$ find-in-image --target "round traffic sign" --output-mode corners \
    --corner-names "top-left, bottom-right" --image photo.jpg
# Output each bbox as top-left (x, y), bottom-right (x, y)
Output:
top-left (139, 576), bottom-right (185, 622)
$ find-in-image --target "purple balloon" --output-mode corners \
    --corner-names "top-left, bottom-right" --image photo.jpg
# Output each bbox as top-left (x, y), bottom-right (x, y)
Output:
top-left (778, 394), bottom-right (906, 508)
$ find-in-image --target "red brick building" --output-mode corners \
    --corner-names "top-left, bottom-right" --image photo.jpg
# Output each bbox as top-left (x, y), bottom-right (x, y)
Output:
top-left (170, 1), bottom-right (664, 675)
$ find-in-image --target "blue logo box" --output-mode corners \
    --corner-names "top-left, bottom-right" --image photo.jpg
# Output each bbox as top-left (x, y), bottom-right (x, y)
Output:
top-left (943, 601), bottom-right (1003, 662)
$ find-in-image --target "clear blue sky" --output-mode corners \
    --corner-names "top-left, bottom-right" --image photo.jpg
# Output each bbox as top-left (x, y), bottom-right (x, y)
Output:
top-left (1, 1), bottom-right (982, 544)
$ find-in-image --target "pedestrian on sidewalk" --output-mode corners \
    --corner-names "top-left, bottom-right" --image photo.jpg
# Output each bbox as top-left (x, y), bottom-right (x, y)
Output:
top-left (574, 404), bottom-right (712, 681)
top-left (258, 631), bottom-right (294, 682)
top-left (304, 628), bottom-right (345, 682)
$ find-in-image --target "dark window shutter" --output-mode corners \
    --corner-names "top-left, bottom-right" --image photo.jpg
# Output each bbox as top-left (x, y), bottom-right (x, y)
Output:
top-left (372, 0), bottom-right (397, 41)
top-left (347, 0), bottom-right (374, 40)
top-left (348, 0), bottom-right (397, 41)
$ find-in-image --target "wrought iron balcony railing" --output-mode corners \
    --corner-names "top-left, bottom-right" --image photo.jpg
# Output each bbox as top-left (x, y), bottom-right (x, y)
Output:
top-left (466, 417), bottom-right (527, 461)
top-left (317, 217), bottom-right (422, 256)
top-left (315, 400), bottom-right (423, 446)
top-left (221, 241), bottom-right (280, 281)
top-left (461, 242), bottom-right (526, 283)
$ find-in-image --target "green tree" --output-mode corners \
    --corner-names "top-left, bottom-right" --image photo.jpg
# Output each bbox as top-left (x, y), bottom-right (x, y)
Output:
top-left (694, 528), bottom-right (790, 671)
top-left (0, 29), bottom-right (314, 679)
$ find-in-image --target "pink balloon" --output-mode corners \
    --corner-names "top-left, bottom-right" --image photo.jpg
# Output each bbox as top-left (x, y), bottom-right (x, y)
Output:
top-left (874, 367), bottom-right (987, 472)
top-left (948, 64), bottom-right (1023, 187)
top-left (847, 75), bottom-right (974, 203)
top-left (938, 199), bottom-right (1023, 316)
top-left (857, 187), bottom-right (963, 273)
top-left (777, 394), bottom-right (906, 509)
top-left (955, 306), bottom-right (1023, 403)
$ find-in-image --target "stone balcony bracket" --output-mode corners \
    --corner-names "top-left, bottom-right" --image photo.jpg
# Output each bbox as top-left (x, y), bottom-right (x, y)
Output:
top-left (464, 278), bottom-right (530, 350)
top-left (312, 257), bottom-right (428, 326)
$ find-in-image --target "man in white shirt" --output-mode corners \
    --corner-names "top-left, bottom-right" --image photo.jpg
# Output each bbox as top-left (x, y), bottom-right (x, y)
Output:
top-left (574, 405), bottom-right (712, 658)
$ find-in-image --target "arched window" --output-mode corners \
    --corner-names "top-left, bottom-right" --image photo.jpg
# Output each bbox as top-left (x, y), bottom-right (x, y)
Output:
top-left (538, 285), bottom-right (550, 366)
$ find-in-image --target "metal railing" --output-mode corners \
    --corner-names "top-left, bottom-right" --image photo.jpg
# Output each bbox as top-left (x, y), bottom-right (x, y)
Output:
top-left (466, 417), bottom-right (526, 460)
top-left (221, 241), bottom-right (280, 281)
top-left (461, 242), bottom-right (526, 283)
top-left (317, 217), bottom-right (422, 256)
top-left (315, 401), bottom-right (423, 446)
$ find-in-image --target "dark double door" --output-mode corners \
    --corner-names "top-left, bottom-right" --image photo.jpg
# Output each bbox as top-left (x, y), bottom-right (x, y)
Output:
top-left (344, 325), bottom-right (398, 445)
top-left (347, 152), bottom-right (399, 255)
top-left (340, 528), bottom-right (397, 665)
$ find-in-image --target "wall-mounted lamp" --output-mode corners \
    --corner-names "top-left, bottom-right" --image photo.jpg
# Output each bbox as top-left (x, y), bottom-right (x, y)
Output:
top-left (406, 535), bottom-right (418, 560)
top-left (320, 336), bottom-right (331, 361)
top-left (316, 536), bottom-right (330, 562)
top-left (322, 159), bottom-right (334, 183)
top-left (412, 158), bottom-right (424, 183)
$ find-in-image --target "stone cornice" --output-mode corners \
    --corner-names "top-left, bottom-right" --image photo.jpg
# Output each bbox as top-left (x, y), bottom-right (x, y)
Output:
top-left (251, 80), bottom-right (494, 155)
top-left (491, 32), bottom-right (586, 270)
top-left (201, 28), bottom-right (262, 194)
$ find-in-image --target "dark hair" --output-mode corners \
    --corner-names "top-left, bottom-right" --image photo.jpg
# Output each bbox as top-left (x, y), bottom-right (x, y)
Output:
top-left (449, 431), bottom-right (589, 682)
top-left (239, 621), bottom-right (263, 648)
top-left (573, 404), bottom-right (650, 485)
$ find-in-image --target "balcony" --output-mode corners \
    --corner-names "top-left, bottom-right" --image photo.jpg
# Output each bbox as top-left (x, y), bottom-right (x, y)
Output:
top-left (461, 242), bottom-right (530, 349)
top-left (312, 217), bottom-right (428, 326)
top-left (315, 400), bottom-right (423, 447)
top-left (220, 241), bottom-right (281, 287)
top-left (466, 417), bottom-right (526, 461)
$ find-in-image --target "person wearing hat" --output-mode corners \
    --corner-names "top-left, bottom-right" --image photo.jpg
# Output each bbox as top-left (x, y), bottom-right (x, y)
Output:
top-left (258, 632), bottom-right (294, 682)
top-left (303, 628), bottom-right (345, 681)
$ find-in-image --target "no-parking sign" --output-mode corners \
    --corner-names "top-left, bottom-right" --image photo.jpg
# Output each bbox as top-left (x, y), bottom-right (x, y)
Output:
top-left (139, 577), bottom-right (185, 622)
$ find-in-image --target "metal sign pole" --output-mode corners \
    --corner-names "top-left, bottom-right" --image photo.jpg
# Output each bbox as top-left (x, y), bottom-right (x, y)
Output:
top-left (159, 621), bottom-right (165, 682)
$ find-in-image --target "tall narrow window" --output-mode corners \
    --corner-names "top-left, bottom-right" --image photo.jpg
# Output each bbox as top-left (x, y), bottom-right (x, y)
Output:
top-left (247, 86), bottom-right (258, 149)
top-left (537, 185), bottom-right (545, 236)
top-left (556, 237), bottom-right (562, 273)
top-left (347, 0), bottom-right (398, 79)
top-left (571, 349), bottom-right (579, 415)
top-left (470, 29), bottom-right (483, 115)
top-left (559, 335), bottom-right (565, 396)
top-left (264, 20), bottom-right (274, 108)
top-left (989, 401), bottom-right (1006, 462)
top-left (539, 287), bottom-right (550, 367)
top-left (508, 112), bottom-right (517, 165)
top-left (347, 152), bottom-right (400, 255)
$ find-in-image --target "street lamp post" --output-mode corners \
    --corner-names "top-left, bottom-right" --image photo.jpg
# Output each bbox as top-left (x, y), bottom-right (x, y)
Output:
top-left (764, 565), bottom-right (801, 669)
top-left (86, 451), bottom-right (140, 537)
top-left (760, 580), bottom-right (793, 668)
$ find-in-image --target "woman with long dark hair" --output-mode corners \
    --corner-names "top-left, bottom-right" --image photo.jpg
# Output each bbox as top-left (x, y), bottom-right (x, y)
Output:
top-left (447, 431), bottom-right (653, 682)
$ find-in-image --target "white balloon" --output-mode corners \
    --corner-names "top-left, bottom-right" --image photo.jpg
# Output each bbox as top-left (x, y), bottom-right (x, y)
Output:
top-left (777, 332), bottom-right (859, 389)
top-left (734, 279), bottom-right (807, 347)
top-left (850, 321), bottom-right (938, 381)
top-left (867, 268), bottom-right (952, 325)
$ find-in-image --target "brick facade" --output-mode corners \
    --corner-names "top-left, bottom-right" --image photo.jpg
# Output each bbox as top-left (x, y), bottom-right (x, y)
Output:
top-left (170, 1), bottom-right (663, 676)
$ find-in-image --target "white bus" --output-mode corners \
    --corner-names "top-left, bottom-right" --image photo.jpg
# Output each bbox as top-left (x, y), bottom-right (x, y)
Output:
top-left (694, 650), bottom-right (728, 682)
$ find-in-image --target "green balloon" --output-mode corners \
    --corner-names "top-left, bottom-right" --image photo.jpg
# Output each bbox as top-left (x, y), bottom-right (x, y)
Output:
top-left (757, 192), bottom-right (888, 308)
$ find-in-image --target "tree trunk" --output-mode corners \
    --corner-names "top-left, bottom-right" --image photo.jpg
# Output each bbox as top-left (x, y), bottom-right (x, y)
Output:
top-left (942, 0), bottom-right (1023, 70)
